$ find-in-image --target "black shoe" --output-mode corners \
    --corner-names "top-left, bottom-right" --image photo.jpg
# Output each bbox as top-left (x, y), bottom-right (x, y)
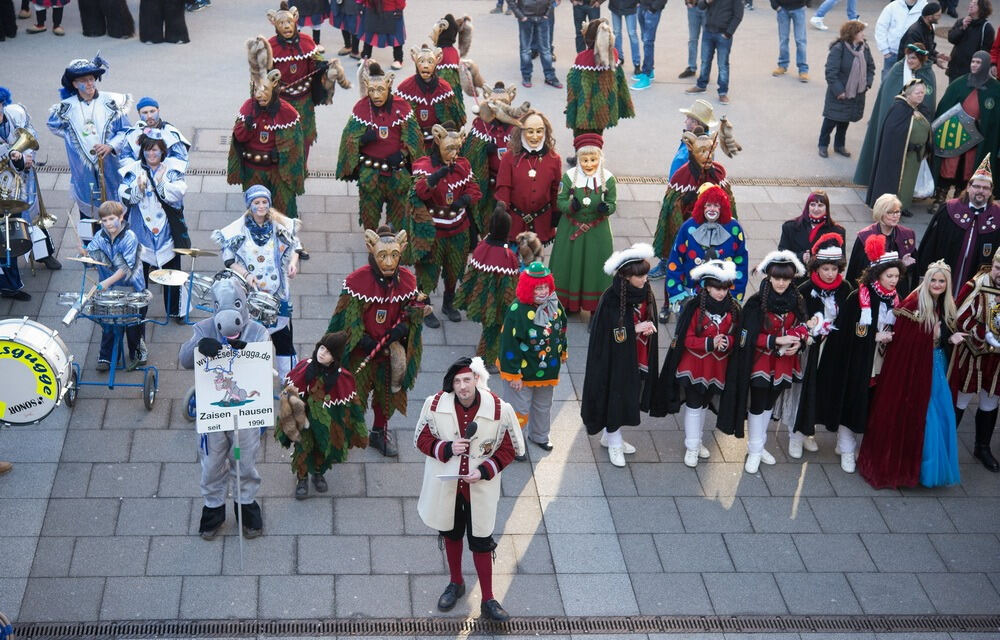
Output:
top-left (296, 247), bottom-right (310, 260)
top-left (40, 256), bottom-right (62, 270)
top-left (96, 360), bottom-right (110, 372)
top-left (834, 147), bottom-right (851, 158)
top-left (424, 310), bottom-right (441, 329)
top-left (234, 500), bottom-right (263, 538)
top-left (173, 315), bottom-right (187, 325)
top-left (312, 473), bottom-right (328, 492)
top-left (437, 581), bottom-right (466, 611)
top-left (369, 428), bottom-right (398, 457)
top-left (818, 147), bottom-right (828, 158)
top-left (658, 304), bottom-right (671, 325)
top-left (442, 292), bottom-right (462, 322)
top-left (199, 505), bottom-right (226, 540)
top-left (678, 66), bottom-right (696, 78)
top-left (530, 439), bottom-right (554, 451)
top-left (974, 408), bottom-right (999, 472)
top-left (481, 599), bottom-right (510, 622)
top-left (1, 289), bottom-right (31, 301)
top-left (295, 476), bottom-right (308, 499)
top-left (544, 77), bottom-right (563, 89)
top-left (975, 446), bottom-right (1000, 472)
top-left (514, 452), bottom-right (528, 462)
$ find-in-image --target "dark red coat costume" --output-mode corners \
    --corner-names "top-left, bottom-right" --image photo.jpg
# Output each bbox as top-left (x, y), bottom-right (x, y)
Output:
top-left (354, 97), bottom-right (414, 163)
top-left (676, 307), bottom-right (737, 392)
top-left (395, 75), bottom-right (460, 149)
top-left (950, 272), bottom-right (1000, 395)
top-left (412, 155), bottom-right (483, 238)
top-left (232, 98), bottom-right (301, 167)
top-left (752, 310), bottom-right (810, 387)
top-left (495, 147), bottom-right (562, 244)
top-left (269, 33), bottom-right (319, 102)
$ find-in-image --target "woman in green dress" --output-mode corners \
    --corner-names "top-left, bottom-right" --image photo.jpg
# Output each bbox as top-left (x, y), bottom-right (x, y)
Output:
top-left (866, 79), bottom-right (932, 213)
top-left (549, 133), bottom-right (616, 315)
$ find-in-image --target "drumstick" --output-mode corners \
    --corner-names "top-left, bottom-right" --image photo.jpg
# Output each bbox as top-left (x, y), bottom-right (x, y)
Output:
top-left (62, 284), bottom-right (98, 326)
top-left (67, 207), bottom-right (88, 256)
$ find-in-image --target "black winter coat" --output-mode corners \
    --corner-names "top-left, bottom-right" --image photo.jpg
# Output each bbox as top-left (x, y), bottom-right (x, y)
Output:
top-left (700, 0), bottom-right (743, 37)
top-left (946, 17), bottom-right (996, 82)
top-left (639, 0), bottom-right (668, 10)
top-left (511, 0), bottom-right (553, 19)
top-left (609, 0), bottom-right (639, 13)
top-left (823, 40), bottom-right (875, 123)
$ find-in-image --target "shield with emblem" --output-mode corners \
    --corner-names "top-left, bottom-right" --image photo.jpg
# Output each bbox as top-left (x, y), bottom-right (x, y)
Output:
top-left (498, 147), bottom-right (507, 159)
top-left (290, 63), bottom-right (298, 74)
top-left (375, 309), bottom-right (388, 324)
top-left (613, 326), bottom-right (626, 343)
top-left (419, 109), bottom-right (429, 121)
top-left (259, 130), bottom-right (270, 144)
top-left (378, 126), bottom-right (389, 139)
top-left (479, 439), bottom-right (496, 456)
top-left (932, 103), bottom-right (985, 158)
top-left (985, 243), bottom-right (994, 258)
top-left (446, 191), bottom-right (454, 205)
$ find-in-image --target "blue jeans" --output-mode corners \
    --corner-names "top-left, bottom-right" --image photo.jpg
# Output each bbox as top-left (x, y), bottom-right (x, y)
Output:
top-left (637, 6), bottom-right (662, 75)
top-left (573, 4), bottom-right (600, 52)
top-left (814, 0), bottom-right (859, 20)
top-left (520, 18), bottom-right (557, 82)
top-left (611, 10), bottom-right (640, 66)
top-left (776, 6), bottom-right (808, 73)
top-left (696, 29), bottom-right (733, 95)
top-left (687, 5), bottom-right (706, 70)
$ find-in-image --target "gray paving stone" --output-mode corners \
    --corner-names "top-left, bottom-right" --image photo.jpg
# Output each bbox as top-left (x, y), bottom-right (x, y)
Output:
top-left (130, 429), bottom-right (198, 462)
top-left (370, 535), bottom-right (443, 574)
top-left (847, 573), bottom-right (936, 614)
top-left (556, 573), bottom-right (639, 616)
top-left (500, 458), bottom-right (538, 497)
top-left (180, 576), bottom-right (258, 619)
top-left (297, 536), bottom-right (371, 575)
top-left (260, 497), bottom-right (333, 535)
top-left (653, 533), bottom-right (735, 572)
top-left (335, 575), bottom-right (410, 618)
top-left (222, 535), bottom-right (296, 575)
top-left (792, 534), bottom-right (877, 572)
top-left (724, 533), bottom-right (805, 572)
top-left (494, 533), bottom-right (555, 574)
top-left (940, 497), bottom-right (1000, 533)
top-left (874, 497), bottom-right (957, 533)
top-left (41, 498), bottom-right (119, 536)
top-left (539, 496), bottom-right (615, 533)
top-left (322, 463), bottom-right (366, 497)
top-left (596, 462), bottom-right (639, 496)
top-left (147, 536), bottom-right (224, 576)
top-left (862, 533), bottom-right (947, 572)
top-left (609, 497), bottom-right (684, 534)
top-left (760, 463), bottom-right (836, 497)
top-left (676, 496), bottom-right (753, 532)
top-left (532, 460), bottom-right (605, 496)
top-left (0, 464), bottom-right (57, 498)
top-left (61, 430), bottom-right (132, 462)
top-left (0, 578), bottom-right (26, 621)
top-left (823, 463), bottom-right (894, 497)
top-left (929, 533), bottom-right (1000, 572)
top-left (333, 497), bottom-right (403, 534)
top-left (742, 497), bottom-right (821, 533)
top-left (916, 573), bottom-right (1000, 614)
top-left (100, 576), bottom-right (182, 620)
top-left (364, 462), bottom-right (424, 497)
top-left (632, 573), bottom-right (714, 615)
top-left (64, 398), bottom-right (106, 428)
top-left (548, 534), bottom-right (627, 573)
top-left (0, 429), bottom-right (65, 462)
top-left (259, 575), bottom-right (335, 619)
top-left (49, 462), bottom-right (91, 498)
top-left (70, 536), bottom-right (149, 577)
top-left (703, 572), bottom-right (788, 614)
top-left (807, 497), bottom-right (889, 533)
top-left (158, 462), bottom-right (202, 497)
top-left (87, 463), bottom-right (161, 497)
top-left (0, 537), bottom-right (37, 580)
top-left (115, 497), bottom-right (192, 535)
top-left (696, 463), bottom-right (772, 497)
top-left (618, 534), bottom-right (663, 574)
top-left (775, 573), bottom-right (863, 614)
top-left (29, 537), bottom-right (75, 577)
top-left (495, 496), bottom-right (546, 535)
top-left (19, 577), bottom-right (105, 622)
top-left (631, 462), bottom-right (706, 497)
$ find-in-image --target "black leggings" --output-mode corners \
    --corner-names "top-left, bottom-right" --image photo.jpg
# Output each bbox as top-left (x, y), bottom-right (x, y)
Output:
top-left (684, 384), bottom-right (717, 410)
top-left (341, 28), bottom-right (359, 53)
top-left (818, 118), bottom-right (849, 149)
top-left (749, 384), bottom-right (782, 414)
top-left (36, 7), bottom-right (64, 25)
top-left (362, 43), bottom-right (403, 63)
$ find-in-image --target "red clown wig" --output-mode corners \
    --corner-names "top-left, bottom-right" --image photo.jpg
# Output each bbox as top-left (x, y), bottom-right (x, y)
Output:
top-left (515, 262), bottom-right (555, 304)
top-left (691, 184), bottom-right (732, 224)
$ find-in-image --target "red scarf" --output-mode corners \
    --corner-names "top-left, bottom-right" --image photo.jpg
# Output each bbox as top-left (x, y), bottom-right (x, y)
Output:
top-left (810, 271), bottom-right (843, 291)
top-left (858, 280), bottom-right (899, 317)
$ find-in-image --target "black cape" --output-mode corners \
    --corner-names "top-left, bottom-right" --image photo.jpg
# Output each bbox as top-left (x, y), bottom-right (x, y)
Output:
top-left (812, 286), bottom-right (892, 434)
top-left (581, 278), bottom-right (662, 435)
top-left (792, 277), bottom-right (854, 435)
top-left (865, 97), bottom-right (917, 207)
top-left (916, 200), bottom-right (1000, 288)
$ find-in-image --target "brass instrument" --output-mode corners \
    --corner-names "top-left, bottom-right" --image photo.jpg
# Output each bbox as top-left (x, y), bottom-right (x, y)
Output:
top-left (89, 147), bottom-right (108, 204)
top-left (0, 127), bottom-right (38, 174)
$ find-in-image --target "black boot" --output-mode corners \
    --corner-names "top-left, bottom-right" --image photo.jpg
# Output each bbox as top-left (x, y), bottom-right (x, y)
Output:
top-left (442, 290), bottom-right (462, 322)
top-left (424, 300), bottom-right (442, 329)
top-left (295, 476), bottom-right (308, 499)
top-left (954, 407), bottom-right (965, 427)
top-left (369, 427), bottom-right (398, 457)
top-left (974, 408), bottom-right (1000, 472)
top-left (658, 304), bottom-right (671, 324)
top-left (199, 505), bottom-right (226, 540)
top-left (234, 500), bottom-right (263, 538)
top-left (311, 473), bottom-right (328, 492)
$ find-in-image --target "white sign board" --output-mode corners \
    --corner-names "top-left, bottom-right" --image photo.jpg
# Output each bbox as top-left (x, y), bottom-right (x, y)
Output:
top-left (194, 341), bottom-right (274, 434)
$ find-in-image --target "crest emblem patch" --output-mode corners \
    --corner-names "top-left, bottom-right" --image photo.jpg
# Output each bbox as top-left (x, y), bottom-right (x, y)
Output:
top-left (419, 109), bottom-right (429, 121)
top-left (289, 63), bottom-right (298, 74)
top-left (378, 126), bottom-right (389, 139)
top-left (375, 309), bottom-right (388, 324)
top-left (479, 439), bottom-right (496, 456)
top-left (446, 191), bottom-right (454, 205)
top-left (259, 130), bottom-right (270, 144)
top-left (613, 326), bottom-right (626, 343)
top-left (985, 243), bottom-right (994, 258)
top-left (855, 323), bottom-right (869, 338)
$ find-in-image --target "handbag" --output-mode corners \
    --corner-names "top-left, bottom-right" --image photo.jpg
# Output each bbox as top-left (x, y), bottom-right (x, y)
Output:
top-left (914, 159), bottom-right (935, 200)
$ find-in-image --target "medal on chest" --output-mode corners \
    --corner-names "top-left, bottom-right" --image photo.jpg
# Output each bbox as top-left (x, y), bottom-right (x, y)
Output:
top-left (528, 169), bottom-right (537, 179)
top-left (259, 130), bottom-right (270, 144)
top-left (582, 196), bottom-right (592, 206)
top-left (378, 125), bottom-right (389, 139)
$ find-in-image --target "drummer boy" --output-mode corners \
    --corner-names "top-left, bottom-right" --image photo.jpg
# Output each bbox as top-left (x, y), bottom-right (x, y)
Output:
top-left (86, 201), bottom-right (147, 372)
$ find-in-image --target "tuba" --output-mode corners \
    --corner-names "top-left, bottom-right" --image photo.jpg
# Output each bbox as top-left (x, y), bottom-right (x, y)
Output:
top-left (0, 127), bottom-right (39, 174)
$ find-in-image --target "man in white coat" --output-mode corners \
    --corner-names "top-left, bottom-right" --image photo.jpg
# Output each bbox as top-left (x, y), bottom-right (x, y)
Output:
top-left (414, 356), bottom-right (525, 621)
top-left (875, 0), bottom-right (927, 79)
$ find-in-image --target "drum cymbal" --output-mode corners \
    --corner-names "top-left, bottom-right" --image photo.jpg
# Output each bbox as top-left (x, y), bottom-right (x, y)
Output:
top-left (149, 268), bottom-right (190, 287)
top-left (66, 255), bottom-right (110, 267)
top-left (174, 247), bottom-right (219, 257)
top-left (0, 199), bottom-right (30, 214)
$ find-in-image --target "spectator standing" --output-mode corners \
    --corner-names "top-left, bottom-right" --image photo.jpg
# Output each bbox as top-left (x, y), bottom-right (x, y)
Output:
top-left (897, 2), bottom-right (949, 68)
top-left (25, 0), bottom-right (69, 35)
top-left (946, 0), bottom-right (994, 82)
top-left (513, 0), bottom-right (562, 88)
top-left (609, 0), bottom-right (641, 76)
top-left (685, 0), bottom-right (744, 103)
top-left (874, 0), bottom-right (927, 78)
top-left (680, 0), bottom-right (706, 78)
top-left (771, 0), bottom-right (809, 82)
top-left (571, 0), bottom-right (603, 53)
top-left (78, 0), bottom-right (134, 37)
top-left (631, 0), bottom-right (666, 90)
top-left (809, 0), bottom-right (859, 32)
top-left (818, 20), bottom-right (874, 157)
top-left (138, 0), bottom-right (188, 43)
top-left (359, 0), bottom-right (406, 69)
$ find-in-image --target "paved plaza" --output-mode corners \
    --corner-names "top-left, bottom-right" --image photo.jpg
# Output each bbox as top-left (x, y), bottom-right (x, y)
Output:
top-left (1, 0), bottom-right (1000, 637)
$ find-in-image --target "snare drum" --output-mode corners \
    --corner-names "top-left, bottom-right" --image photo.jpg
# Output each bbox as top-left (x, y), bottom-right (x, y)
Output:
top-left (0, 317), bottom-right (73, 425)
top-left (125, 290), bottom-right (153, 315)
top-left (58, 292), bottom-right (82, 306)
top-left (247, 291), bottom-right (280, 327)
top-left (189, 273), bottom-right (215, 302)
top-left (87, 290), bottom-right (128, 317)
top-left (214, 268), bottom-right (250, 294)
top-left (0, 215), bottom-right (31, 258)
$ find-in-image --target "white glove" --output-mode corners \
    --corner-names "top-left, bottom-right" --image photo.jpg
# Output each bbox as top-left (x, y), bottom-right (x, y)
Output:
top-left (986, 332), bottom-right (1000, 349)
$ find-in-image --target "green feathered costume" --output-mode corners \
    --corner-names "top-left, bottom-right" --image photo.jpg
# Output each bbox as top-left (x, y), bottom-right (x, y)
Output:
top-left (461, 118), bottom-right (514, 234)
top-left (455, 239), bottom-right (521, 363)
top-left (565, 49), bottom-right (635, 134)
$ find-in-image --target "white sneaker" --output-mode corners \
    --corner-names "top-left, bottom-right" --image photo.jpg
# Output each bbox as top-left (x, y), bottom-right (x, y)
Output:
top-left (760, 448), bottom-right (776, 465)
top-left (608, 445), bottom-right (626, 467)
top-left (788, 438), bottom-right (804, 459)
top-left (810, 15), bottom-right (828, 30)
top-left (699, 444), bottom-right (710, 459)
top-left (840, 451), bottom-right (856, 473)
top-left (745, 452), bottom-right (762, 474)
top-left (684, 449), bottom-right (700, 468)
top-left (600, 432), bottom-right (636, 454)
top-left (803, 436), bottom-right (819, 452)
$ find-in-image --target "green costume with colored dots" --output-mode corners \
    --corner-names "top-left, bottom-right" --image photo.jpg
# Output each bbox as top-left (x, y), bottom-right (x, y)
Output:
top-left (498, 298), bottom-right (568, 386)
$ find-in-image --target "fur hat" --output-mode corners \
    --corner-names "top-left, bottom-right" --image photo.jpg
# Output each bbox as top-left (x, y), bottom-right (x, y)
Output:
top-left (691, 259), bottom-right (738, 285)
top-left (756, 250), bottom-right (806, 277)
top-left (604, 243), bottom-right (654, 276)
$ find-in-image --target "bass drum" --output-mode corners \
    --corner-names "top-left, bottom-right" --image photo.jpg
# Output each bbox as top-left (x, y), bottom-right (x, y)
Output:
top-left (0, 317), bottom-right (73, 425)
